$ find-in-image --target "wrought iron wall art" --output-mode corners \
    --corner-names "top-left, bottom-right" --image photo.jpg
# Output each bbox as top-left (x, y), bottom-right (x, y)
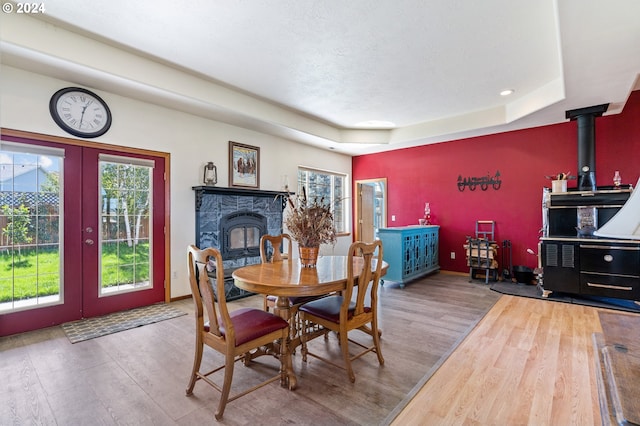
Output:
top-left (457, 170), bottom-right (502, 191)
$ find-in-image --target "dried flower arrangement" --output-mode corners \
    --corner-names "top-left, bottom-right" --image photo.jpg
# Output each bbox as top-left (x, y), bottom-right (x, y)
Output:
top-left (282, 187), bottom-right (337, 248)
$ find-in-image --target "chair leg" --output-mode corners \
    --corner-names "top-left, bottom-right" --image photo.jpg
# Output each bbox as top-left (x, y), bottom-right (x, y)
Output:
top-left (339, 330), bottom-right (355, 383)
top-left (279, 333), bottom-right (287, 386)
top-left (215, 352), bottom-right (236, 421)
top-left (279, 331), bottom-right (296, 390)
top-left (371, 318), bottom-right (385, 366)
top-left (186, 336), bottom-right (203, 395)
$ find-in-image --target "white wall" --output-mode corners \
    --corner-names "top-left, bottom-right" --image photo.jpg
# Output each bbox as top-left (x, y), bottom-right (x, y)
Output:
top-left (0, 66), bottom-right (353, 298)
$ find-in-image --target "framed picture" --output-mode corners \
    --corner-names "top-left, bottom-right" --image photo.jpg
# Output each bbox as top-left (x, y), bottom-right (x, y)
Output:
top-left (229, 141), bottom-right (260, 188)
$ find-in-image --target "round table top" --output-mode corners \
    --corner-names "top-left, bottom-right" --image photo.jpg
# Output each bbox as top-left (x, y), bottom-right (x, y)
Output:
top-left (232, 255), bottom-right (388, 297)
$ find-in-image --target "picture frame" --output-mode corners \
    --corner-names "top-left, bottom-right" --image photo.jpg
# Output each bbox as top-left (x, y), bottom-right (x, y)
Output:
top-left (229, 141), bottom-right (260, 188)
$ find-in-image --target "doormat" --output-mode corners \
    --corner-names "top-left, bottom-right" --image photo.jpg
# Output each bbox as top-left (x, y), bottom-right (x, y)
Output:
top-left (490, 281), bottom-right (640, 314)
top-left (61, 303), bottom-right (187, 343)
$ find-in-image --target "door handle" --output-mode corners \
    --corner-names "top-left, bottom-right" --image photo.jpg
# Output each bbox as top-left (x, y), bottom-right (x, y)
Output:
top-left (85, 239), bottom-right (95, 245)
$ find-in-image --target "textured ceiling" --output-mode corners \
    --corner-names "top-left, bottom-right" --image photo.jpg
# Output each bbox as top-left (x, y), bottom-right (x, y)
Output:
top-left (2, 0), bottom-right (639, 155)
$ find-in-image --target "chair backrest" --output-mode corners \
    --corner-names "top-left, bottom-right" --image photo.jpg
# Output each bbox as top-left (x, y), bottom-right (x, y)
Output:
top-left (187, 245), bottom-right (233, 343)
top-left (344, 240), bottom-right (384, 318)
top-left (260, 233), bottom-right (292, 263)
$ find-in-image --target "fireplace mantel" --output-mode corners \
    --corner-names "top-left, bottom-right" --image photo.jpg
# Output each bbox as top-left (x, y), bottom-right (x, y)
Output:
top-left (192, 186), bottom-right (289, 211)
top-left (192, 185), bottom-right (286, 197)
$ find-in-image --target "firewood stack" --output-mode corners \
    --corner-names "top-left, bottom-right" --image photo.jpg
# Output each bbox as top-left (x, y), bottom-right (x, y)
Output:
top-left (464, 238), bottom-right (499, 270)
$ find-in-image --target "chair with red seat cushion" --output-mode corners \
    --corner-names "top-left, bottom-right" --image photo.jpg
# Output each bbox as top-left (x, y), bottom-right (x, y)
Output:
top-left (298, 240), bottom-right (384, 383)
top-left (185, 245), bottom-right (291, 421)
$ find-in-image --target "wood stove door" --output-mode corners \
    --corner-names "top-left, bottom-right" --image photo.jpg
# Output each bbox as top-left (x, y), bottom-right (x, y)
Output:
top-left (541, 241), bottom-right (580, 293)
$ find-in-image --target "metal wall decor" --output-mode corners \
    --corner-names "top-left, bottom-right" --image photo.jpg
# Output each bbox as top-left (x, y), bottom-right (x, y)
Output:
top-left (457, 170), bottom-right (502, 191)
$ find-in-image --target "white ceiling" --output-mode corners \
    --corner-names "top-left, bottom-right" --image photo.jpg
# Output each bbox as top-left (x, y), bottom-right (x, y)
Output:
top-left (3, 0), bottom-right (640, 155)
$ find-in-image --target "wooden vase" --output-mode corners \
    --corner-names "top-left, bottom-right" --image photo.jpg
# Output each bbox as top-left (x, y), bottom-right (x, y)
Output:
top-left (299, 246), bottom-right (319, 268)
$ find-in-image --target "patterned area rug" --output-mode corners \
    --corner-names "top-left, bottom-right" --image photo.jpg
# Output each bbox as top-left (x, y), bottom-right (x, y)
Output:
top-left (61, 303), bottom-right (187, 343)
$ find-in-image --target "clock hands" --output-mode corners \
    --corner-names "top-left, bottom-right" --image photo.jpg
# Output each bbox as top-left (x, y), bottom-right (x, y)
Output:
top-left (79, 104), bottom-right (88, 129)
top-left (78, 100), bottom-right (94, 129)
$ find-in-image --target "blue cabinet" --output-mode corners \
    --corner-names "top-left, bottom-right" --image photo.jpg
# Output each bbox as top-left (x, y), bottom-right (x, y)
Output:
top-left (378, 225), bottom-right (440, 287)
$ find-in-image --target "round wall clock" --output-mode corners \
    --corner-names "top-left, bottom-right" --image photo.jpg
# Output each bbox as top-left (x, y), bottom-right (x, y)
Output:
top-left (49, 87), bottom-right (112, 138)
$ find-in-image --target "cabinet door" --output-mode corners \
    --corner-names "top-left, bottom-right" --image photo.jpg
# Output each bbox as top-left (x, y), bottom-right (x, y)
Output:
top-left (416, 233), bottom-right (424, 269)
top-left (403, 234), bottom-right (415, 276)
top-left (580, 272), bottom-right (640, 299)
top-left (542, 242), bottom-right (580, 293)
top-left (580, 245), bottom-right (640, 275)
top-left (427, 230), bottom-right (438, 269)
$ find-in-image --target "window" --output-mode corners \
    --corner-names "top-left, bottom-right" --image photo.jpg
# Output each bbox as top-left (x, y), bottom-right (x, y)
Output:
top-left (0, 142), bottom-right (64, 312)
top-left (99, 155), bottom-right (154, 296)
top-left (297, 167), bottom-right (347, 234)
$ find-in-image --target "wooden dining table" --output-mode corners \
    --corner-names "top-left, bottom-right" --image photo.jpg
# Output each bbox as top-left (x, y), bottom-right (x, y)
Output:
top-left (232, 255), bottom-right (388, 389)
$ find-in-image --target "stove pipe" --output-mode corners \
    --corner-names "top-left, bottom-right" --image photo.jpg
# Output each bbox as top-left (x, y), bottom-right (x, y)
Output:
top-left (565, 103), bottom-right (609, 191)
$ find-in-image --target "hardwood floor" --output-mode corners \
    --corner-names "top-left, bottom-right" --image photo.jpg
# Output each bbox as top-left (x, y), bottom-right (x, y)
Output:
top-left (0, 273), bottom-right (613, 425)
top-left (389, 292), bottom-right (607, 425)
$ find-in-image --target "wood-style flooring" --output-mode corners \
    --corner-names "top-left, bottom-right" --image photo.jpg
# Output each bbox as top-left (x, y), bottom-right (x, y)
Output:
top-left (389, 290), bottom-right (612, 425)
top-left (0, 273), bottom-right (616, 425)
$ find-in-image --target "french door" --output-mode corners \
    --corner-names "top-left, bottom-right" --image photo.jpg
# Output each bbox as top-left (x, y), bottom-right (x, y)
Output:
top-left (0, 133), bottom-right (166, 336)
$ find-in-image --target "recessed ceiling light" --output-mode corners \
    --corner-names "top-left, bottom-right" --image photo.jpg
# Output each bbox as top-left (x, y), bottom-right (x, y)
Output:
top-left (353, 120), bottom-right (396, 128)
top-left (500, 89), bottom-right (514, 96)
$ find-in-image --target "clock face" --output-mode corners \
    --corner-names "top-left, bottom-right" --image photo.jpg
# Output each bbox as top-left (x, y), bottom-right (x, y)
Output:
top-left (49, 87), bottom-right (112, 138)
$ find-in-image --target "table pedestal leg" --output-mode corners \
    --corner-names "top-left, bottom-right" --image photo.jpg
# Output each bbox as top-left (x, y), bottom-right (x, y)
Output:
top-left (275, 296), bottom-right (297, 390)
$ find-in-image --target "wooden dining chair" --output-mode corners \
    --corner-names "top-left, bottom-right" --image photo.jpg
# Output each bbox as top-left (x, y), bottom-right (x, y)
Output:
top-left (260, 233), bottom-right (292, 312)
top-left (185, 245), bottom-right (291, 421)
top-left (298, 240), bottom-right (385, 382)
top-left (260, 233), bottom-right (292, 263)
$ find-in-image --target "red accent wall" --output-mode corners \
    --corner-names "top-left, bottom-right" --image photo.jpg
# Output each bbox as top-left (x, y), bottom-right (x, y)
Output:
top-left (353, 90), bottom-right (640, 273)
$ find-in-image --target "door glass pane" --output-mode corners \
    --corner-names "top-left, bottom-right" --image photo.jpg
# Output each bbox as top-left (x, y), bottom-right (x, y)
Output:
top-left (99, 159), bottom-right (153, 296)
top-left (373, 181), bottom-right (386, 238)
top-left (0, 149), bottom-right (62, 312)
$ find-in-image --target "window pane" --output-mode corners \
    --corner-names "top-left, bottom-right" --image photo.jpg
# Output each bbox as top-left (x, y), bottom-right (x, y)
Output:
top-left (0, 148), bottom-right (62, 312)
top-left (297, 168), bottom-right (347, 233)
top-left (99, 159), bottom-right (153, 296)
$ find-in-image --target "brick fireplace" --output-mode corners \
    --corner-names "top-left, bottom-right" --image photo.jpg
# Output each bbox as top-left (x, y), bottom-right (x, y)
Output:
top-left (193, 186), bottom-right (287, 300)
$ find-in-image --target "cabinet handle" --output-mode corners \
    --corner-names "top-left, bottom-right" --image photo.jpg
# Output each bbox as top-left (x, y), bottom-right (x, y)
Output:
top-left (586, 282), bottom-right (633, 291)
top-left (581, 271), bottom-right (640, 279)
top-left (580, 244), bottom-right (640, 251)
top-left (603, 254), bottom-right (613, 262)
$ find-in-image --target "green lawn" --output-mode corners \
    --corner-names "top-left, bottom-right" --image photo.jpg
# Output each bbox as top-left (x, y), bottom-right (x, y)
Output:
top-left (0, 243), bottom-right (150, 303)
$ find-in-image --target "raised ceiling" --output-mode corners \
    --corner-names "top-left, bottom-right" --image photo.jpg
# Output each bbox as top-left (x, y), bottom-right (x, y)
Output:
top-left (2, 0), bottom-right (639, 155)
